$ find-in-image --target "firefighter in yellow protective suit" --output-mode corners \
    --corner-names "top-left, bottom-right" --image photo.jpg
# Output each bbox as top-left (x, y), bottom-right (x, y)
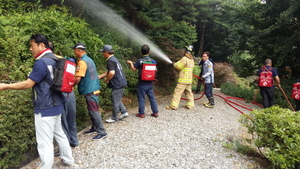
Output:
top-left (166, 45), bottom-right (195, 110)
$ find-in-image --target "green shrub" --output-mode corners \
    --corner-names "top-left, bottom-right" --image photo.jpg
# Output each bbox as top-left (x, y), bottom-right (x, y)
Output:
top-left (0, 4), bottom-right (114, 168)
top-left (193, 64), bottom-right (201, 77)
top-left (241, 106), bottom-right (300, 169)
top-left (273, 78), bottom-right (297, 110)
top-left (214, 62), bottom-right (237, 87)
top-left (222, 136), bottom-right (261, 157)
top-left (0, 90), bottom-right (36, 169)
top-left (220, 78), bottom-right (297, 110)
top-left (99, 80), bottom-right (113, 112)
top-left (73, 89), bottom-right (90, 131)
top-left (220, 82), bottom-right (260, 103)
top-left (227, 51), bottom-right (258, 78)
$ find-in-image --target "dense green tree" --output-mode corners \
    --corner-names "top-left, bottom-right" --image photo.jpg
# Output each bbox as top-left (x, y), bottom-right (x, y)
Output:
top-left (249, 0), bottom-right (300, 75)
top-left (84, 0), bottom-right (198, 56)
top-left (18, 0), bottom-right (300, 74)
top-left (216, 0), bottom-right (300, 76)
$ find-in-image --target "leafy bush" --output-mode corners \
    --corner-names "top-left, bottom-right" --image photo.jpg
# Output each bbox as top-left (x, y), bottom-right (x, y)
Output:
top-left (214, 62), bottom-right (237, 87)
top-left (220, 82), bottom-right (261, 102)
top-left (0, 5), bottom-right (106, 81)
top-left (73, 89), bottom-right (90, 131)
top-left (98, 80), bottom-right (113, 112)
top-left (227, 51), bottom-right (258, 78)
top-left (241, 106), bottom-right (300, 169)
top-left (0, 4), bottom-right (114, 168)
top-left (273, 78), bottom-right (297, 110)
top-left (222, 136), bottom-right (261, 157)
top-left (0, 90), bottom-right (36, 169)
top-left (220, 78), bottom-right (298, 110)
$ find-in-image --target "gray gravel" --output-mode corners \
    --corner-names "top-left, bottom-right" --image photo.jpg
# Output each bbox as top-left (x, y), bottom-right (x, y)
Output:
top-left (22, 91), bottom-right (264, 169)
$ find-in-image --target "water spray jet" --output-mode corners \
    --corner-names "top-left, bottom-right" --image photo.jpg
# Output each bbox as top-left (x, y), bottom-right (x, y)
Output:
top-left (71, 0), bottom-right (172, 63)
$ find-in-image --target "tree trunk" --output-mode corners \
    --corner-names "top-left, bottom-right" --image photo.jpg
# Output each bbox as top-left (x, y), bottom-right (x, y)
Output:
top-left (197, 23), bottom-right (207, 58)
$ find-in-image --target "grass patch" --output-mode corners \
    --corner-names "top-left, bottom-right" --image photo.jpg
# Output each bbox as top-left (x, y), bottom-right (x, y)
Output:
top-left (223, 135), bottom-right (271, 168)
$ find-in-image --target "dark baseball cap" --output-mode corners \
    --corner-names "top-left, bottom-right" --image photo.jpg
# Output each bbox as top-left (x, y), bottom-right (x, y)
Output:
top-left (70, 42), bottom-right (86, 50)
top-left (99, 45), bottom-right (113, 52)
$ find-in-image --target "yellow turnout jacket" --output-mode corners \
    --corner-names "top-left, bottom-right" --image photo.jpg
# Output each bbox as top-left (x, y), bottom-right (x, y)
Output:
top-left (174, 53), bottom-right (194, 84)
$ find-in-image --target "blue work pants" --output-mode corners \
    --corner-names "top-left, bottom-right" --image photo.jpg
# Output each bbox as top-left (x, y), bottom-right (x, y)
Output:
top-left (61, 91), bottom-right (78, 146)
top-left (204, 83), bottom-right (213, 98)
top-left (137, 84), bottom-right (158, 114)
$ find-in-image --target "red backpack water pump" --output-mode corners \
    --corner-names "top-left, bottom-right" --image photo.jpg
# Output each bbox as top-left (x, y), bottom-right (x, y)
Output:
top-left (259, 66), bottom-right (273, 87)
top-left (292, 83), bottom-right (300, 100)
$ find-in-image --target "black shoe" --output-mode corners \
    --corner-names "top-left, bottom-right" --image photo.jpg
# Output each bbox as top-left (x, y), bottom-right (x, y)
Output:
top-left (84, 129), bottom-right (96, 134)
top-left (54, 149), bottom-right (60, 157)
top-left (70, 144), bottom-right (78, 147)
top-left (92, 133), bottom-right (107, 140)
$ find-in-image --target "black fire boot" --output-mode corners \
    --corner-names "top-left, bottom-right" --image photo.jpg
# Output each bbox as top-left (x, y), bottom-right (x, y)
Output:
top-left (204, 97), bottom-right (215, 108)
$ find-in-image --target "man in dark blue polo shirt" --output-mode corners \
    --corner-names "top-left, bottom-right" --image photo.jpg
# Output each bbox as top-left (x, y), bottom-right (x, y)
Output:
top-left (256, 59), bottom-right (281, 108)
top-left (126, 44), bottom-right (159, 118)
top-left (99, 45), bottom-right (128, 123)
top-left (0, 34), bottom-right (74, 168)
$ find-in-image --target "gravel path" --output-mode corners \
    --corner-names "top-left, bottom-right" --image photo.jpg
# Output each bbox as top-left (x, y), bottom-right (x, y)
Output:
top-left (22, 91), bottom-right (264, 169)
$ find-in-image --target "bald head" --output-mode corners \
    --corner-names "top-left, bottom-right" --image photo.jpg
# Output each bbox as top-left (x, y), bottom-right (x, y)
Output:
top-left (265, 59), bottom-right (272, 65)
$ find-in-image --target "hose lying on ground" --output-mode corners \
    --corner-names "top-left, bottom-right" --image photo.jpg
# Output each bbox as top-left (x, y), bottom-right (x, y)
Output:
top-left (181, 75), bottom-right (296, 120)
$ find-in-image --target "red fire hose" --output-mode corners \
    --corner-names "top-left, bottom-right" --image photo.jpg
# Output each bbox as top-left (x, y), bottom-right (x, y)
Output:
top-left (181, 75), bottom-right (296, 120)
top-left (277, 85), bottom-right (295, 112)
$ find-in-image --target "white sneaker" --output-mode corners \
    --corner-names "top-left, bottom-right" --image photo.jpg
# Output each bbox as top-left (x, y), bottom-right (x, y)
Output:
top-left (105, 117), bottom-right (116, 123)
top-left (119, 112), bottom-right (129, 120)
top-left (57, 159), bottom-right (75, 167)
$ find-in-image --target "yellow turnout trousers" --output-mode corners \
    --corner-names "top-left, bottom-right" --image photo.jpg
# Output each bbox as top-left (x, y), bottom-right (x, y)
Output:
top-left (169, 83), bottom-right (194, 109)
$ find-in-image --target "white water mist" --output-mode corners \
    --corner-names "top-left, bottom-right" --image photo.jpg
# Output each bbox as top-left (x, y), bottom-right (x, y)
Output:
top-left (71, 0), bottom-right (172, 63)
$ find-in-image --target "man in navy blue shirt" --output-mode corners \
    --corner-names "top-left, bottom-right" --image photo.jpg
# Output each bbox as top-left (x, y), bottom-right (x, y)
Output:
top-left (126, 44), bottom-right (159, 118)
top-left (195, 58), bottom-right (214, 94)
top-left (256, 59), bottom-right (281, 108)
top-left (99, 45), bottom-right (128, 123)
top-left (0, 34), bottom-right (74, 168)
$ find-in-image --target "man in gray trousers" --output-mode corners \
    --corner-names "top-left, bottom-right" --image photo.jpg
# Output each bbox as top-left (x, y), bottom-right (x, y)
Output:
top-left (99, 45), bottom-right (128, 123)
